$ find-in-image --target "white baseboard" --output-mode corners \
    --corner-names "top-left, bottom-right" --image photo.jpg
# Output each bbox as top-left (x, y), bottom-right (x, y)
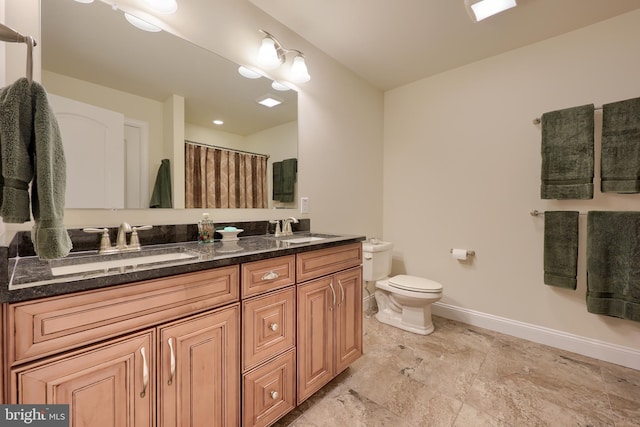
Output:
top-left (431, 302), bottom-right (640, 371)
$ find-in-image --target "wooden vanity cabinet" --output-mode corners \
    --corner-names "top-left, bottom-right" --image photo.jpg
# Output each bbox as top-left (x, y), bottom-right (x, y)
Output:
top-left (296, 244), bottom-right (363, 404)
top-left (241, 256), bottom-right (297, 427)
top-left (7, 267), bottom-right (240, 427)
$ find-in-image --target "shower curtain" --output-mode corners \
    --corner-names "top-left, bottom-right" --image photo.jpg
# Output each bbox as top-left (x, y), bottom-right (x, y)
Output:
top-left (185, 142), bottom-right (268, 208)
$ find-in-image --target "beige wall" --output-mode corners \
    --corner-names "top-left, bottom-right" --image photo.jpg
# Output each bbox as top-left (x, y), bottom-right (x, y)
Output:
top-left (384, 10), bottom-right (640, 355)
top-left (3, 0), bottom-right (384, 236)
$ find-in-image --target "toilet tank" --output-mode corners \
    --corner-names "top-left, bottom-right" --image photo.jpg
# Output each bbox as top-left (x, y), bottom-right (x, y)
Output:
top-left (362, 240), bottom-right (393, 281)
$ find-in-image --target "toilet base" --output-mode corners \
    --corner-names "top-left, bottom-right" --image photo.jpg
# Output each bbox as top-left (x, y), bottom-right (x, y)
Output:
top-left (374, 290), bottom-right (435, 335)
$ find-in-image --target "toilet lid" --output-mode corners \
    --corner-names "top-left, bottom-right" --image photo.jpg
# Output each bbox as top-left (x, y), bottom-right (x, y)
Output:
top-left (388, 275), bottom-right (443, 293)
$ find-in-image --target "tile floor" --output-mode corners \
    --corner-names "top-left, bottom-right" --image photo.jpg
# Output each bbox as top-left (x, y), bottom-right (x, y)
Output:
top-left (274, 314), bottom-right (640, 427)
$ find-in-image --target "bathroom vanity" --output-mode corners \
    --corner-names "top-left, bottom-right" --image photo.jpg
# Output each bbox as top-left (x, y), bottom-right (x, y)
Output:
top-left (0, 223), bottom-right (364, 427)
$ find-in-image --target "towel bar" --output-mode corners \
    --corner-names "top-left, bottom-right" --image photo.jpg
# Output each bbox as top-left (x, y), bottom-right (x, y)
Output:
top-left (532, 106), bottom-right (602, 125)
top-left (530, 209), bottom-right (587, 217)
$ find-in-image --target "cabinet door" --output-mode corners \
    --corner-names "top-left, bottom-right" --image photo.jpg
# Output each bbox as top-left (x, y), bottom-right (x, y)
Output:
top-left (334, 267), bottom-right (363, 374)
top-left (296, 277), bottom-right (335, 404)
top-left (15, 332), bottom-right (154, 427)
top-left (158, 304), bottom-right (239, 427)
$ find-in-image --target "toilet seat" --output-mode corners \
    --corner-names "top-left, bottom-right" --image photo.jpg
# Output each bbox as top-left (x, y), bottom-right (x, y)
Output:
top-left (388, 275), bottom-right (443, 293)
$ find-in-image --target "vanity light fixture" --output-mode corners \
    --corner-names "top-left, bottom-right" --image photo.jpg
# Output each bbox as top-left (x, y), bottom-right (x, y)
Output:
top-left (124, 13), bottom-right (162, 32)
top-left (256, 95), bottom-right (283, 108)
top-left (257, 30), bottom-right (310, 83)
top-left (465, 0), bottom-right (517, 22)
top-left (144, 0), bottom-right (178, 14)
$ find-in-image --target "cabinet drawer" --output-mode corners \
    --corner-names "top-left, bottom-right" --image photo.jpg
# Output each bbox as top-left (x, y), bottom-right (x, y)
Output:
top-left (242, 287), bottom-right (295, 371)
top-left (243, 349), bottom-right (296, 427)
top-left (241, 256), bottom-right (295, 298)
top-left (296, 243), bottom-right (362, 282)
top-left (8, 266), bottom-right (239, 366)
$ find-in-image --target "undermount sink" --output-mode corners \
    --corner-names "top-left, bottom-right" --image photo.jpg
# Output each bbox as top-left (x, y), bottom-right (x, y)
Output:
top-left (50, 247), bottom-right (200, 277)
top-left (280, 236), bottom-right (327, 244)
top-left (267, 233), bottom-right (338, 244)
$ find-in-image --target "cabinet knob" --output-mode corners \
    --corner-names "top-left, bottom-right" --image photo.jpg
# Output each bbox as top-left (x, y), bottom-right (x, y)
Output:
top-left (270, 391), bottom-right (279, 400)
top-left (269, 322), bottom-right (279, 331)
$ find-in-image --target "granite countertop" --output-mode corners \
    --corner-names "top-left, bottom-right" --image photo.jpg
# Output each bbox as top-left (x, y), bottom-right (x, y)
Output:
top-left (2, 232), bottom-right (365, 303)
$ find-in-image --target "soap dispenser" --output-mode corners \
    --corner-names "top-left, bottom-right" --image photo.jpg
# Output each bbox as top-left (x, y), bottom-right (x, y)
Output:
top-left (198, 213), bottom-right (215, 243)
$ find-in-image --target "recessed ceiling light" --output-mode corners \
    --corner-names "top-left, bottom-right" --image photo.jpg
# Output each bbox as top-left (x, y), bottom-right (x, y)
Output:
top-left (256, 95), bottom-right (283, 108)
top-left (271, 81), bottom-right (291, 91)
top-left (124, 13), bottom-right (162, 32)
top-left (238, 66), bottom-right (262, 79)
top-left (212, 119), bottom-right (224, 125)
top-left (465, 0), bottom-right (517, 22)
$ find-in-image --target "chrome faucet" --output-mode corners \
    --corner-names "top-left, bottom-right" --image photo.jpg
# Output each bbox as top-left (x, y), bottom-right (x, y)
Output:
top-left (282, 217), bottom-right (299, 236)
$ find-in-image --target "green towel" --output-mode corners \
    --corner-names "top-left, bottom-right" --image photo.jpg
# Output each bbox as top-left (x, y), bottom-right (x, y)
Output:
top-left (601, 97), bottom-right (640, 193)
top-left (150, 159), bottom-right (172, 208)
top-left (30, 81), bottom-right (73, 259)
top-left (272, 158), bottom-right (297, 202)
top-left (280, 158), bottom-right (297, 203)
top-left (540, 104), bottom-right (594, 200)
top-left (543, 211), bottom-right (579, 289)
top-left (0, 78), bottom-right (33, 223)
top-left (0, 78), bottom-right (71, 259)
top-left (587, 211), bottom-right (640, 322)
top-left (272, 161), bottom-right (283, 201)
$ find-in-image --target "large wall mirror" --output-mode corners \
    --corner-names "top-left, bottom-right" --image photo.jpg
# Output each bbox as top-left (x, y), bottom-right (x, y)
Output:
top-left (41, 0), bottom-right (298, 210)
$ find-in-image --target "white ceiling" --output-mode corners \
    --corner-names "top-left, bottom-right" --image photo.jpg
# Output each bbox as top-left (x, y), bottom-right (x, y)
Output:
top-left (249, 0), bottom-right (640, 91)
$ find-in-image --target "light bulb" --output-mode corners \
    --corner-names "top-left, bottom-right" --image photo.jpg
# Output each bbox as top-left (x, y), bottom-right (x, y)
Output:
top-left (258, 37), bottom-right (282, 70)
top-left (290, 55), bottom-right (310, 83)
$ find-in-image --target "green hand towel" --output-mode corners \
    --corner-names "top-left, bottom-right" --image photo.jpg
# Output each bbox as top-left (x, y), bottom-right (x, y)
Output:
top-left (150, 159), bottom-right (172, 208)
top-left (30, 81), bottom-right (73, 259)
top-left (0, 78), bottom-right (33, 223)
top-left (540, 104), bottom-right (594, 200)
top-left (587, 211), bottom-right (640, 322)
top-left (272, 161), bottom-right (283, 201)
top-left (543, 211), bottom-right (579, 289)
top-left (280, 158), bottom-right (297, 203)
top-left (601, 97), bottom-right (640, 193)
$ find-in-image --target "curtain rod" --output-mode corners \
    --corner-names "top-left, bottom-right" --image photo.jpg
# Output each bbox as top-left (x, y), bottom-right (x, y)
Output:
top-left (185, 140), bottom-right (269, 159)
top-left (532, 106), bottom-right (602, 125)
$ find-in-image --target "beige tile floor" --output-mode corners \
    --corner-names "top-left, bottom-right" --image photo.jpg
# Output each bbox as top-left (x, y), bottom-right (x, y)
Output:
top-left (275, 314), bottom-right (640, 427)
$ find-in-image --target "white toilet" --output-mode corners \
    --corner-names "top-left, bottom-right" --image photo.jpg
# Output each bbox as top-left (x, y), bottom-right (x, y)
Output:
top-left (363, 240), bottom-right (443, 335)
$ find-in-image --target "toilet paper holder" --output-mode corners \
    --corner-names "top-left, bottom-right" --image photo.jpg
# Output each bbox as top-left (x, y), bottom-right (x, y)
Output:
top-left (449, 249), bottom-right (475, 257)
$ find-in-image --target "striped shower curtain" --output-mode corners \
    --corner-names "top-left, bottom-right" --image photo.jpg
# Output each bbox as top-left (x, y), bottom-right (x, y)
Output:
top-left (184, 142), bottom-right (268, 208)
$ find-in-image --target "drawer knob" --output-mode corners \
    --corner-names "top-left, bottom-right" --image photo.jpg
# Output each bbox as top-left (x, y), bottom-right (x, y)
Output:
top-left (270, 391), bottom-right (279, 400)
top-left (269, 322), bottom-right (279, 331)
top-left (262, 271), bottom-right (280, 280)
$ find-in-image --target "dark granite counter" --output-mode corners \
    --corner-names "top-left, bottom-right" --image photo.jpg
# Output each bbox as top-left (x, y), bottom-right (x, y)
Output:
top-left (2, 231), bottom-right (365, 303)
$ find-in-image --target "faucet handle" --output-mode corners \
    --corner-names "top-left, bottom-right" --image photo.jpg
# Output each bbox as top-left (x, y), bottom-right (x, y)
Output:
top-left (269, 220), bottom-right (282, 237)
top-left (83, 227), bottom-right (113, 254)
top-left (128, 225), bottom-right (153, 250)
